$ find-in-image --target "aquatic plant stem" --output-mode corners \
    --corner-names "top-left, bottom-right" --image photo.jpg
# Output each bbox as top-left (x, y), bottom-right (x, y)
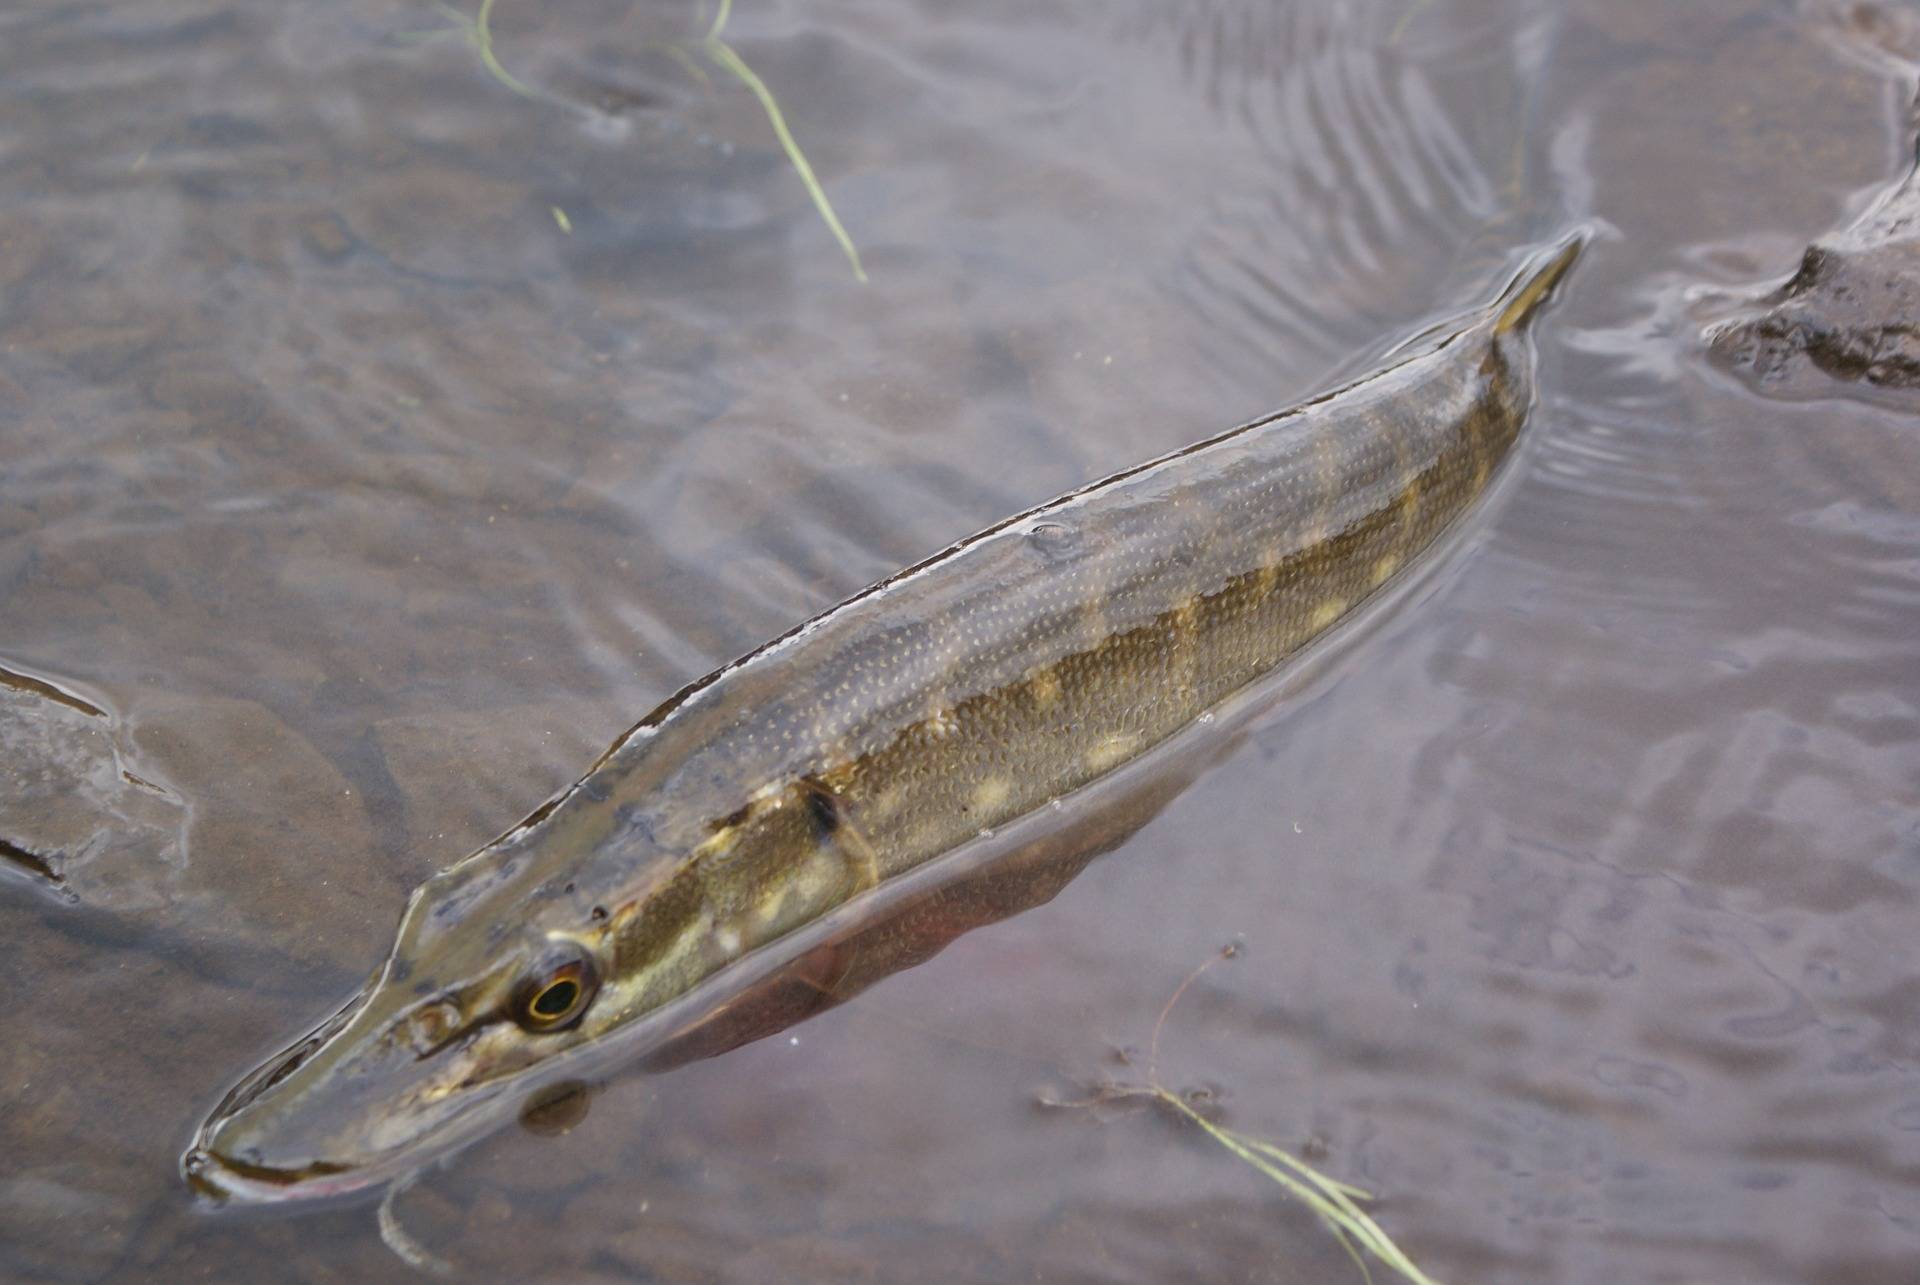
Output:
top-left (1159, 1091), bottom-right (1442, 1285)
top-left (473, 0), bottom-right (539, 98)
top-left (701, 1), bottom-right (868, 282)
top-left (432, 0), bottom-right (865, 280)
top-left (662, 41), bottom-right (713, 90)
top-left (432, 0), bottom-right (540, 98)
top-left (1147, 942), bottom-right (1232, 1084)
top-left (1100, 946), bottom-right (1445, 1285)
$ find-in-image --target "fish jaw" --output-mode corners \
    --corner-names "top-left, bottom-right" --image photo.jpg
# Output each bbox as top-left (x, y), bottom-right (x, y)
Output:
top-left (183, 1015), bottom-right (543, 1205)
top-left (182, 989), bottom-right (493, 1205)
top-left (182, 950), bottom-right (556, 1205)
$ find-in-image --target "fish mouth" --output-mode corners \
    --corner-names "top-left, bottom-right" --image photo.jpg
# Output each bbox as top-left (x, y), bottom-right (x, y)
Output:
top-left (184, 994), bottom-right (520, 1207)
top-left (183, 991), bottom-right (425, 1207)
top-left (182, 1090), bottom-right (474, 1209)
top-left (183, 1020), bottom-right (386, 1208)
top-left (181, 1145), bottom-right (377, 1206)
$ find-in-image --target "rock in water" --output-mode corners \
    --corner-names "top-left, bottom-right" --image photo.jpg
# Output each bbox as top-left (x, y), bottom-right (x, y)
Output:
top-left (1708, 139), bottom-right (1920, 401)
top-left (0, 666), bottom-right (186, 908)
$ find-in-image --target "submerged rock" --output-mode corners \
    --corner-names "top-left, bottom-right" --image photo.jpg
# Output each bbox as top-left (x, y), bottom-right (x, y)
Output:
top-left (0, 664), bottom-right (186, 908)
top-left (1708, 144), bottom-right (1920, 401)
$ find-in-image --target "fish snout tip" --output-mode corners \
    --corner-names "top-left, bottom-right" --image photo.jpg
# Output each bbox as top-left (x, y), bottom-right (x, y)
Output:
top-left (181, 1146), bottom-right (230, 1205)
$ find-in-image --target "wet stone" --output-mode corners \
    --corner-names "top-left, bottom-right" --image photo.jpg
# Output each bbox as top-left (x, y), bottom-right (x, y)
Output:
top-left (1708, 157), bottom-right (1920, 402)
top-left (0, 668), bottom-right (185, 908)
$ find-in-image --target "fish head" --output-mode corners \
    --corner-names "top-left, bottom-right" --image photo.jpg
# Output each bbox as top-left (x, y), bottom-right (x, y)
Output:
top-left (185, 831), bottom-right (633, 1205)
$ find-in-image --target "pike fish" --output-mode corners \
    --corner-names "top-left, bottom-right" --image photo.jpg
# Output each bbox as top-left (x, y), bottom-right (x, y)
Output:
top-left (186, 232), bottom-right (1584, 1203)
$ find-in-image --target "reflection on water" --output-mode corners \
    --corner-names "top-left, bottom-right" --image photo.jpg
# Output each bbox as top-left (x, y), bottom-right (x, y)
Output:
top-left (2, 0), bottom-right (1917, 1280)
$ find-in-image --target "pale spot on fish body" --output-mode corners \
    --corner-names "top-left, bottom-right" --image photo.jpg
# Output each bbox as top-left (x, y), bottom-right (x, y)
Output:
top-left (1256, 546), bottom-right (1286, 592)
top-left (1310, 599), bottom-right (1347, 631)
top-left (868, 782), bottom-right (906, 818)
top-left (970, 777), bottom-right (1011, 814)
top-left (1027, 665), bottom-right (1062, 709)
top-left (1085, 733), bottom-right (1139, 772)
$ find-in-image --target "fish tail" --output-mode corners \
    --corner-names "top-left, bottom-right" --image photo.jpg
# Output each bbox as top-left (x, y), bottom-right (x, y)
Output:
top-left (1491, 228), bottom-right (1588, 335)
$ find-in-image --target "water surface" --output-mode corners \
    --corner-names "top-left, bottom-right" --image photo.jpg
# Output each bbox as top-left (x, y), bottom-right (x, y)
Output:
top-left (2, 0), bottom-right (1917, 1280)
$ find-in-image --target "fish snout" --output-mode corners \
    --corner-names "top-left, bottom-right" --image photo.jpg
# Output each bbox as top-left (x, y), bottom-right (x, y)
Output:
top-left (182, 993), bottom-right (408, 1204)
top-left (184, 1062), bottom-right (417, 1206)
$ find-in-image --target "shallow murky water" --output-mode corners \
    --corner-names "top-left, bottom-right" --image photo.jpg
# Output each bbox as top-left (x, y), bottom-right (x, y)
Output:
top-left (3, 0), bottom-right (1918, 1280)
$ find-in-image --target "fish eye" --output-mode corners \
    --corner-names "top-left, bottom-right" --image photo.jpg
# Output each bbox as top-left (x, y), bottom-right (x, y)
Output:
top-left (513, 944), bottom-right (599, 1033)
top-left (532, 978), bottom-right (580, 1019)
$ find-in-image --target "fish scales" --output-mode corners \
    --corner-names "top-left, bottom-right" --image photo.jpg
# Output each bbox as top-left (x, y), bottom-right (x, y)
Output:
top-left (184, 233), bottom-right (1583, 1202)
top-left (597, 331), bottom-right (1516, 901)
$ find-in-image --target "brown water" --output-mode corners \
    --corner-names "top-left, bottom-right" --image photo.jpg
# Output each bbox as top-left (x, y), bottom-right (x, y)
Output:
top-left (3, 0), bottom-right (1918, 1280)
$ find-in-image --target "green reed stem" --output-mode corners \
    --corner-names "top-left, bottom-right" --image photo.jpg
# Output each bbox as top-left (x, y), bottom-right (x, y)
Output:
top-left (434, 0), bottom-right (540, 98)
top-left (1124, 949), bottom-right (1444, 1285)
top-left (699, 0), bottom-right (866, 282)
top-left (476, 0), bottom-right (541, 97)
top-left (432, 0), bottom-right (866, 281)
top-left (700, 36), bottom-right (867, 282)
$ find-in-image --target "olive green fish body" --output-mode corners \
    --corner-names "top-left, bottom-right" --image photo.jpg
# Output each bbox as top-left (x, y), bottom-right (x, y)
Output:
top-left (186, 234), bottom-right (1582, 1203)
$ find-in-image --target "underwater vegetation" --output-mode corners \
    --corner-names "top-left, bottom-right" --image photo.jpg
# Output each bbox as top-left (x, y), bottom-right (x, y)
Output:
top-left (1045, 947), bottom-right (1443, 1285)
top-left (429, 0), bottom-right (866, 280)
